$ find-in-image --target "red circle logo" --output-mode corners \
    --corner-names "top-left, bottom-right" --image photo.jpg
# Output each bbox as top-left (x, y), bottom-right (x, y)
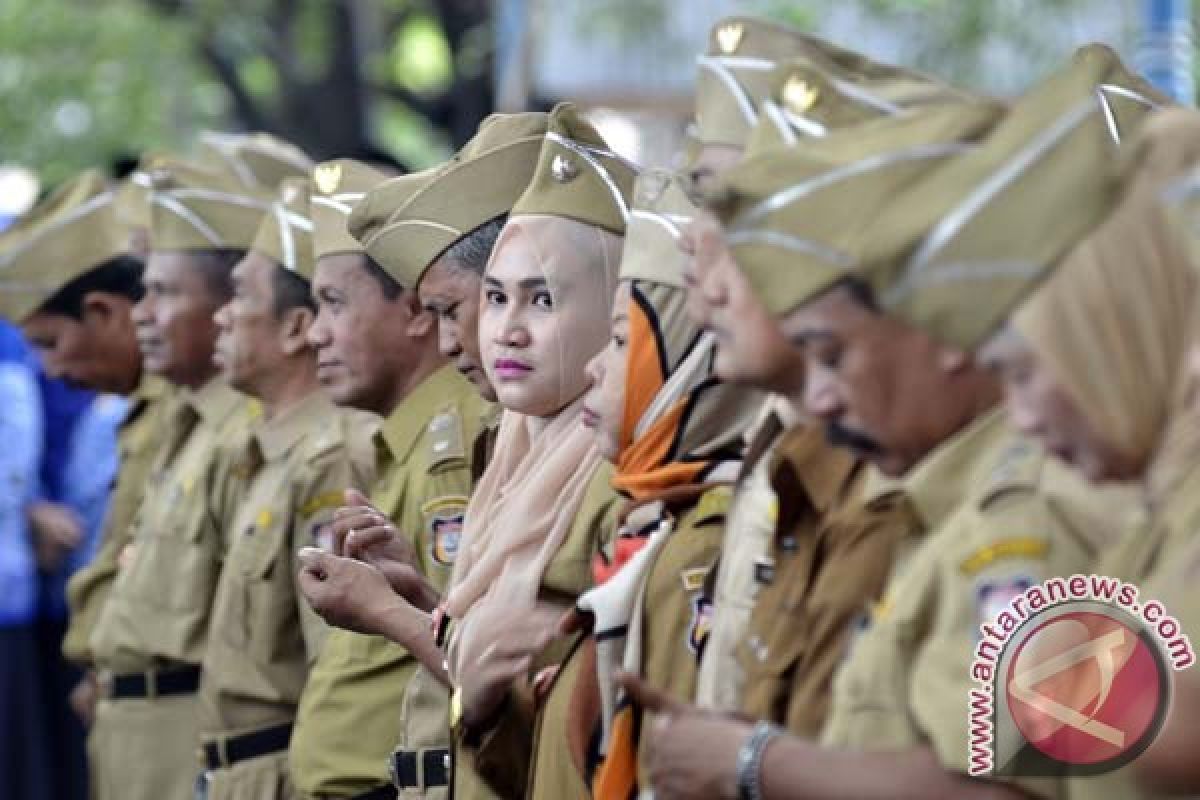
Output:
top-left (1005, 610), bottom-right (1164, 767)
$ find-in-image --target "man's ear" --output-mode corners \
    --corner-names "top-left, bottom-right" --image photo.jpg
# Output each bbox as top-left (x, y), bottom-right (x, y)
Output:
top-left (405, 293), bottom-right (435, 338)
top-left (280, 306), bottom-right (316, 357)
top-left (81, 291), bottom-right (125, 328)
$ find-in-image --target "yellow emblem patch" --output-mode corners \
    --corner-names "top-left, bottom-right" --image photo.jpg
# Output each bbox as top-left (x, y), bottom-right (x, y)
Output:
top-left (300, 490), bottom-right (343, 518)
top-left (256, 509), bottom-right (273, 530)
top-left (680, 567), bottom-right (708, 593)
top-left (959, 537), bottom-right (1049, 575)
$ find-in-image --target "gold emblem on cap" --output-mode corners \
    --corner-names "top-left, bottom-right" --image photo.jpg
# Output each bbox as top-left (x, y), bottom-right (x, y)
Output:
top-left (716, 22), bottom-right (744, 54)
top-left (313, 163), bottom-right (342, 195)
top-left (550, 154), bottom-right (579, 184)
top-left (782, 75), bottom-right (819, 115)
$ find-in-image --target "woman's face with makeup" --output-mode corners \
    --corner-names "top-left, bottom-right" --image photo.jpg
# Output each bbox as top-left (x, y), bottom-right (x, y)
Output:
top-left (480, 224), bottom-right (604, 417)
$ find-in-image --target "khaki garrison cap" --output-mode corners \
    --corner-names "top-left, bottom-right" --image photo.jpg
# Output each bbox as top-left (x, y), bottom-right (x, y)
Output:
top-left (350, 111), bottom-right (548, 288)
top-left (251, 177), bottom-right (315, 279)
top-left (860, 43), bottom-right (1167, 350)
top-left (747, 57), bottom-right (977, 151)
top-left (196, 131), bottom-right (314, 192)
top-left (510, 103), bottom-right (638, 235)
top-left (712, 101), bottom-right (1002, 316)
top-left (0, 169), bottom-right (110, 247)
top-left (619, 170), bottom-right (698, 288)
top-left (694, 16), bottom-right (955, 150)
top-left (0, 171), bottom-right (131, 321)
top-left (309, 159), bottom-right (388, 261)
top-left (143, 156), bottom-right (275, 251)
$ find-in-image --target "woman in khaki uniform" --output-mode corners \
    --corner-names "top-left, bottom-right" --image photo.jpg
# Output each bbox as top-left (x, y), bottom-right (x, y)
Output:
top-left (530, 170), bottom-right (761, 800)
top-left (433, 103), bottom-right (636, 800)
top-left (983, 109), bottom-right (1200, 797)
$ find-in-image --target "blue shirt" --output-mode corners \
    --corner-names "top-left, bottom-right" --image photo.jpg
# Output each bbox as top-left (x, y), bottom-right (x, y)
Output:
top-left (0, 321), bottom-right (42, 626)
top-left (38, 393), bottom-right (127, 619)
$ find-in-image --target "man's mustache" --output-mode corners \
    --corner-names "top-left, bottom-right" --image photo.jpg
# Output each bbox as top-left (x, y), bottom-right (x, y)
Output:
top-left (825, 422), bottom-right (884, 457)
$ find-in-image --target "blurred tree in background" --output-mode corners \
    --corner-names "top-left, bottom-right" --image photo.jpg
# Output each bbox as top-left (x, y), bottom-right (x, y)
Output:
top-left (1, 0), bottom-right (1192, 189)
top-left (1, 0), bottom-right (493, 186)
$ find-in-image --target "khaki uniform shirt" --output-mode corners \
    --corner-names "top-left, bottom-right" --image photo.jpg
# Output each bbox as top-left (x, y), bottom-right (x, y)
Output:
top-left (198, 392), bottom-right (378, 740)
top-left (1064, 461), bottom-right (1200, 800)
top-left (738, 426), bottom-right (916, 737)
top-left (90, 380), bottom-right (257, 673)
top-left (461, 461), bottom-right (621, 800)
top-left (391, 403), bottom-right (499, 800)
top-left (694, 410), bottom-right (791, 711)
top-left (290, 365), bottom-right (492, 798)
top-left (821, 409), bottom-right (1127, 798)
top-left (625, 484), bottom-right (737, 790)
top-left (62, 376), bottom-right (172, 666)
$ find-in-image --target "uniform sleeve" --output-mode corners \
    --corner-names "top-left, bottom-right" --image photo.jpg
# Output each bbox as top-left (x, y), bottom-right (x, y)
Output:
top-left (780, 492), bottom-right (912, 737)
top-left (911, 488), bottom-right (1092, 795)
top-left (290, 466), bottom-right (352, 661)
top-left (401, 463), bottom-right (474, 595)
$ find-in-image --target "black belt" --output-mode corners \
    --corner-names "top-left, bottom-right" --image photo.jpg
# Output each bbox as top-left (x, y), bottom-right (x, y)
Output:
top-left (201, 721), bottom-right (293, 770)
top-left (349, 786), bottom-right (398, 800)
top-left (390, 748), bottom-right (450, 789)
top-left (110, 666), bottom-right (201, 699)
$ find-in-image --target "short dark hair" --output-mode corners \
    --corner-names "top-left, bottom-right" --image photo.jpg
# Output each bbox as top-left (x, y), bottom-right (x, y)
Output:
top-left (836, 276), bottom-right (878, 311)
top-left (437, 214), bottom-right (508, 276)
top-left (40, 255), bottom-right (145, 320)
top-left (357, 254), bottom-right (404, 302)
top-left (189, 248), bottom-right (245, 303)
top-left (271, 265), bottom-right (316, 316)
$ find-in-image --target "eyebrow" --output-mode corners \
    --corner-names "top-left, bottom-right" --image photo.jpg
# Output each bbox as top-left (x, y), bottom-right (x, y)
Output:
top-left (484, 276), bottom-right (549, 290)
top-left (787, 329), bottom-right (836, 347)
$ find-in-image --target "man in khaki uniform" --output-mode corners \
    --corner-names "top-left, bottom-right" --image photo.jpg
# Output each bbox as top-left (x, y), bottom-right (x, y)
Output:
top-left (344, 111), bottom-right (550, 800)
top-left (0, 171), bottom-right (174, 769)
top-left (688, 29), bottom-right (972, 720)
top-left (288, 159), bottom-right (492, 800)
top-left (85, 157), bottom-right (270, 800)
top-left (194, 178), bottom-right (378, 798)
top-left (628, 45), bottom-right (1154, 800)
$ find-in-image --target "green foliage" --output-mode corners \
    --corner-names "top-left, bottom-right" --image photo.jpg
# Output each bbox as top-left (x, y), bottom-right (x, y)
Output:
top-left (390, 14), bottom-right (454, 94)
top-left (0, 0), bottom-right (225, 186)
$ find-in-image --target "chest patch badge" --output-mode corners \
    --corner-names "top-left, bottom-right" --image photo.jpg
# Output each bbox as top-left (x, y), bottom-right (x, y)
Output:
top-left (424, 496), bottom-right (468, 567)
top-left (687, 594), bottom-right (714, 656)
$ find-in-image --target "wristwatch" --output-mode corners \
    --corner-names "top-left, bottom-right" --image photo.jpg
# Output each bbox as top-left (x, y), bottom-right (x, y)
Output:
top-left (735, 721), bottom-right (782, 800)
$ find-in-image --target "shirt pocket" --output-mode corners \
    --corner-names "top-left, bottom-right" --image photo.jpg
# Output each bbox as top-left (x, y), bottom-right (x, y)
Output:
top-left (226, 516), bottom-right (287, 654)
top-left (122, 474), bottom-right (220, 614)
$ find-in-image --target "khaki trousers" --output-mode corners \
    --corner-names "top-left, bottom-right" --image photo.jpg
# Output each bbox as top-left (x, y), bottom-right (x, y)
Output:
top-left (90, 692), bottom-right (199, 800)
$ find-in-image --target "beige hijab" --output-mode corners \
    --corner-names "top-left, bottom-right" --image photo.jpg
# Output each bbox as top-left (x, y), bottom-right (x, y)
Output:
top-left (1012, 110), bottom-right (1200, 503)
top-left (445, 214), bottom-right (623, 679)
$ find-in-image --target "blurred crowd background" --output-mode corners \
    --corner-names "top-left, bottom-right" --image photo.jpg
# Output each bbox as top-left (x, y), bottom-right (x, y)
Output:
top-left (0, 1), bottom-right (1196, 798)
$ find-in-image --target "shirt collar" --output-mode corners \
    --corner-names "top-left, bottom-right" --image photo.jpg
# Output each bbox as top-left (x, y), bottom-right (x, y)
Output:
top-left (255, 391), bottom-right (336, 462)
top-left (774, 423), bottom-right (859, 513)
top-left (901, 406), bottom-right (1007, 531)
top-left (376, 365), bottom-right (466, 465)
top-left (180, 378), bottom-right (249, 428)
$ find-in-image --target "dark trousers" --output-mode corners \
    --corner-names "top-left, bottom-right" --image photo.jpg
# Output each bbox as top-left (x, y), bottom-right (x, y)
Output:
top-left (35, 616), bottom-right (89, 800)
top-left (0, 624), bottom-right (51, 800)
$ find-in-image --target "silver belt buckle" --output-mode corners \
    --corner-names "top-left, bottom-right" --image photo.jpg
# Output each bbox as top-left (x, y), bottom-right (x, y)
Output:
top-left (194, 770), bottom-right (212, 800)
